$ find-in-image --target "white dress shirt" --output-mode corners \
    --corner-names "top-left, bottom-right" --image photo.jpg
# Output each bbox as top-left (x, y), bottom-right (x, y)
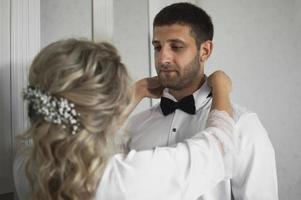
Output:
top-left (126, 81), bottom-right (279, 200)
top-left (14, 110), bottom-right (238, 200)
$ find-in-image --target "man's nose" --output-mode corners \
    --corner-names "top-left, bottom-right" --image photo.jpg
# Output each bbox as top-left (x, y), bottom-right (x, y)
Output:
top-left (158, 47), bottom-right (172, 66)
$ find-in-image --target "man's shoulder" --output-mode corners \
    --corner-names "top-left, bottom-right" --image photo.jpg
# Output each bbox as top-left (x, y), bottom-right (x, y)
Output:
top-left (232, 103), bottom-right (273, 151)
top-left (232, 103), bottom-right (254, 121)
top-left (232, 102), bottom-right (261, 127)
top-left (232, 102), bottom-right (262, 129)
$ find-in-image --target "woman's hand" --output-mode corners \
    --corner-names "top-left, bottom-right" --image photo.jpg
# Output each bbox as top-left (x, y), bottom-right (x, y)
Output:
top-left (120, 76), bottom-right (164, 122)
top-left (133, 76), bottom-right (164, 102)
top-left (208, 70), bottom-right (232, 94)
top-left (208, 70), bottom-right (233, 117)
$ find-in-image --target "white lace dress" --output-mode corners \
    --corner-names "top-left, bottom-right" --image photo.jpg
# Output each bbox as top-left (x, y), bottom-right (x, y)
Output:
top-left (14, 110), bottom-right (237, 200)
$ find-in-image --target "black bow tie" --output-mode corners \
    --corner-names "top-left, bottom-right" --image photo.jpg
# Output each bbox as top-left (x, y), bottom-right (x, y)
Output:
top-left (160, 95), bottom-right (196, 116)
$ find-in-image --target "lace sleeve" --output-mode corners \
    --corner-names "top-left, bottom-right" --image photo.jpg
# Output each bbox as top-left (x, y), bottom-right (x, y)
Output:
top-left (206, 109), bottom-right (238, 178)
top-left (97, 110), bottom-right (239, 199)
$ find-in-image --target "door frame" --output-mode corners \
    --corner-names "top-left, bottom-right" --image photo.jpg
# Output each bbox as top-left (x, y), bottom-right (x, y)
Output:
top-left (0, 0), bottom-right (40, 195)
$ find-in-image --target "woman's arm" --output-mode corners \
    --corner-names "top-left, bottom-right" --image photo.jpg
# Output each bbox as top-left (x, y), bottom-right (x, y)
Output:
top-left (120, 76), bottom-right (163, 119)
top-left (208, 70), bottom-right (233, 117)
top-left (98, 71), bottom-right (236, 199)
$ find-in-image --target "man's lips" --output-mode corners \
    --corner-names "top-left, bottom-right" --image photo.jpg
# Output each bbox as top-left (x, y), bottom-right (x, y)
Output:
top-left (160, 69), bottom-right (176, 73)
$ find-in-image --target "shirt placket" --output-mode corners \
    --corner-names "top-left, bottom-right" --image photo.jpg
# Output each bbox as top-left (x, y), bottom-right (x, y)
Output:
top-left (167, 110), bottom-right (181, 146)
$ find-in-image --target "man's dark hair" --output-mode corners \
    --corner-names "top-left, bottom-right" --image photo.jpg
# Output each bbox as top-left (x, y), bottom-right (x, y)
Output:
top-left (153, 3), bottom-right (214, 47)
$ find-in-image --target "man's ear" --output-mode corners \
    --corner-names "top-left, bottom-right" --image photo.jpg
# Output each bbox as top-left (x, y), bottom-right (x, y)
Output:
top-left (199, 40), bottom-right (213, 62)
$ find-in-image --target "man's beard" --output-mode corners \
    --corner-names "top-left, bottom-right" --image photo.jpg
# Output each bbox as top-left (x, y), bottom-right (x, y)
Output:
top-left (158, 54), bottom-right (201, 90)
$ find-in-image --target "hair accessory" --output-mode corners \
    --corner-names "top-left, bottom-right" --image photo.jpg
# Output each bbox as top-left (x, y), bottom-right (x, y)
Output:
top-left (23, 86), bottom-right (80, 135)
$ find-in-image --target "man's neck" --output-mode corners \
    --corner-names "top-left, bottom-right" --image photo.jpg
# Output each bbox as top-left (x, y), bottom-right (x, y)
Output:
top-left (169, 75), bottom-right (206, 101)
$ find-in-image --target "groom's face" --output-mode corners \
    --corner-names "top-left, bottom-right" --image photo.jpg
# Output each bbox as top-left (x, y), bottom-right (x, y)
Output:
top-left (152, 24), bottom-right (203, 90)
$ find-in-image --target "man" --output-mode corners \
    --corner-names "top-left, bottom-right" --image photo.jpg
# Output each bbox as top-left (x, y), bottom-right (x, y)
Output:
top-left (127, 3), bottom-right (278, 200)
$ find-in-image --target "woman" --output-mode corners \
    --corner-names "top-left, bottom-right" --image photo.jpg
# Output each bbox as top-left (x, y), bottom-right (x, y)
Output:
top-left (14, 39), bottom-right (236, 200)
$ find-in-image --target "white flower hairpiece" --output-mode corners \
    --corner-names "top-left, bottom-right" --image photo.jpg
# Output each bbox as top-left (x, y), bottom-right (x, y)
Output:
top-left (23, 86), bottom-right (80, 135)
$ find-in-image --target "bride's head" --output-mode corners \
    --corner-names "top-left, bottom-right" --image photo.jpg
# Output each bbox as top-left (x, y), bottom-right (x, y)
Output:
top-left (22, 39), bottom-right (132, 200)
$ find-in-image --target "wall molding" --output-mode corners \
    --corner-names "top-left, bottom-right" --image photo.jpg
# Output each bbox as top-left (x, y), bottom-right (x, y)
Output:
top-left (11, 0), bottom-right (40, 141)
top-left (92, 0), bottom-right (114, 42)
top-left (0, 0), bottom-right (13, 194)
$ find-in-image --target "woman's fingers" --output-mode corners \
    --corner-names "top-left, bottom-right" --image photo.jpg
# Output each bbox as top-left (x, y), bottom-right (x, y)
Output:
top-left (208, 70), bottom-right (232, 93)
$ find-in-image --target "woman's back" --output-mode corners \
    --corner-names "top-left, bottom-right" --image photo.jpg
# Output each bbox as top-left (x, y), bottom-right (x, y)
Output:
top-left (14, 39), bottom-right (236, 200)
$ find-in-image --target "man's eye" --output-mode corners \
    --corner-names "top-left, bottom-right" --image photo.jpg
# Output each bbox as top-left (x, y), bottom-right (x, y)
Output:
top-left (153, 46), bottom-right (161, 52)
top-left (171, 46), bottom-right (183, 51)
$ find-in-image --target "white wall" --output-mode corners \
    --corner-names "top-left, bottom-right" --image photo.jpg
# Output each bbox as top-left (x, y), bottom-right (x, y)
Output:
top-left (200, 1), bottom-right (301, 199)
top-left (40, 0), bottom-right (150, 113)
top-left (0, 0), bottom-right (13, 194)
top-left (0, 0), bottom-right (40, 195)
top-left (112, 0), bottom-right (151, 113)
top-left (41, 0), bottom-right (92, 47)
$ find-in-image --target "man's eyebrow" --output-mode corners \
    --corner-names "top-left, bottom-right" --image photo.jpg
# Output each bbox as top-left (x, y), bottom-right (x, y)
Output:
top-left (152, 39), bottom-right (185, 45)
top-left (152, 40), bottom-right (160, 45)
top-left (168, 39), bottom-right (185, 44)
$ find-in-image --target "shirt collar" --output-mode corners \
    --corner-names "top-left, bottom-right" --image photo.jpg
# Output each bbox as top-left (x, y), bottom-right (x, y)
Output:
top-left (162, 77), bottom-right (212, 110)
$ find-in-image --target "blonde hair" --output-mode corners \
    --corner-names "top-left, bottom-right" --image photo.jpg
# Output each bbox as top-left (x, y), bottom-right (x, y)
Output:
top-left (20, 39), bottom-right (132, 200)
